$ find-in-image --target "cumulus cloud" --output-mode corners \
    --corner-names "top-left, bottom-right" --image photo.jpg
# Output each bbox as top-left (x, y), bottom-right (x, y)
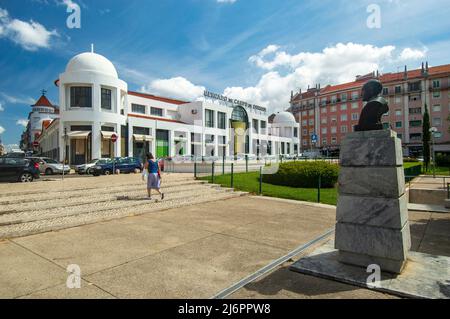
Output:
top-left (141, 76), bottom-right (205, 101)
top-left (0, 126), bottom-right (5, 135)
top-left (0, 92), bottom-right (35, 105)
top-left (399, 47), bottom-right (427, 60)
top-left (0, 103), bottom-right (4, 112)
top-left (16, 119), bottom-right (29, 128)
top-left (0, 7), bottom-right (58, 51)
top-left (140, 42), bottom-right (430, 114)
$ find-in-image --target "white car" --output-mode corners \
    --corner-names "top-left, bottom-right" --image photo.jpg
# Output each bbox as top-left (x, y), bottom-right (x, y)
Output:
top-left (29, 157), bottom-right (71, 175)
top-left (76, 158), bottom-right (109, 175)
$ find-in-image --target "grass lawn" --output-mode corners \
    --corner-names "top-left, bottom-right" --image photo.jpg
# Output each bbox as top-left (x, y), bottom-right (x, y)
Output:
top-left (404, 162), bottom-right (450, 175)
top-left (200, 171), bottom-right (338, 205)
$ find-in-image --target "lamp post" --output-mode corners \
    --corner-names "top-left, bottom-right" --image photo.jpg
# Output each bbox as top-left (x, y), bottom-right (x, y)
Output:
top-left (429, 127), bottom-right (437, 178)
top-left (62, 128), bottom-right (69, 181)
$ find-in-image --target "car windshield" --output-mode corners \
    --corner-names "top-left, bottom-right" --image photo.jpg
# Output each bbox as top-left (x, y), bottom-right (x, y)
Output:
top-left (44, 159), bottom-right (59, 164)
top-left (89, 159), bottom-right (99, 164)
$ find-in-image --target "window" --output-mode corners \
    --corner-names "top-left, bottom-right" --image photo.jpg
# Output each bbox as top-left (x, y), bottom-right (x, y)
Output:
top-left (321, 118), bottom-right (327, 124)
top-left (331, 95), bottom-right (337, 103)
top-left (302, 129), bottom-right (308, 135)
top-left (395, 96), bottom-right (401, 104)
top-left (340, 104), bottom-right (347, 111)
top-left (330, 105), bottom-right (336, 112)
top-left (321, 98), bottom-right (327, 106)
top-left (432, 79), bottom-right (440, 88)
top-left (341, 114), bottom-right (347, 121)
top-left (218, 112), bottom-right (226, 129)
top-left (383, 87), bottom-right (389, 95)
top-left (409, 107), bottom-right (421, 114)
top-left (308, 119), bottom-right (314, 125)
top-left (101, 88), bottom-right (112, 110)
top-left (351, 113), bottom-right (359, 121)
top-left (331, 137), bottom-right (337, 144)
top-left (321, 127), bottom-right (327, 134)
top-left (433, 118), bottom-right (442, 126)
top-left (433, 91), bottom-right (441, 98)
top-left (253, 119), bottom-right (259, 133)
top-left (395, 121), bottom-right (402, 128)
top-left (397, 133), bottom-right (402, 139)
top-left (410, 133), bottom-right (422, 140)
top-left (395, 109), bottom-right (402, 116)
top-left (409, 120), bottom-right (422, 127)
top-left (351, 91), bottom-right (359, 100)
top-left (131, 104), bottom-right (146, 114)
top-left (70, 86), bottom-right (92, 108)
top-left (293, 128), bottom-right (298, 137)
top-left (308, 110), bottom-right (314, 116)
top-left (432, 105), bottom-right (441, 112)
top-left (408, 81), bottom-right (421, 92)
top-left (395, 86), bottom-right (402, 94)
top-left (303, 140), bottom-right (308, 146)
top-left (322, 138), bottom-right (327, 145)
top-left (383, 123), bottom-right (390, 129)
top-left (321, 107), bottom-right (327, 114)
top-left (302, 111), bottom-right (307, 116)
top-left (150, 107), bottom-right (163, 116)
top-left (205, 109), bottom-right (214, 128)
top-left (341, 125), bottom-right (347, 133)
top-left (302, 120), bottom-right (307, 125)
top-left (331, 116), bottom-right (337, 123)
top-left (409, 94), bottom-right (421, 101)
top-left (133, 126), bottom-right (150, 135)
top-left (331, 127), bottom-right (337, 134)
top-left (341, 93), bottom-right (347, 102)
top-left (351, 102), bottom-right (358, 109)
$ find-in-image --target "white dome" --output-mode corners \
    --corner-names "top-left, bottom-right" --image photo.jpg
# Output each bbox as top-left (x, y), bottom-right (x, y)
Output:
top-left (273, 111), bottom-right (296, 124)
top-left (66, 52), bottom-right (118, 78)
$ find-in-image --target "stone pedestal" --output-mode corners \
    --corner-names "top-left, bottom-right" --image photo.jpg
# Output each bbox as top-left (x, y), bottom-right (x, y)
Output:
top-left (335, 130), bottom-right (411, 274)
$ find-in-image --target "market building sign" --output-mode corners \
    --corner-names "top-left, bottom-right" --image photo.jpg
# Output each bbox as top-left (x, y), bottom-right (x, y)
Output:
top-left (203, 90), bottom-right (266, 113)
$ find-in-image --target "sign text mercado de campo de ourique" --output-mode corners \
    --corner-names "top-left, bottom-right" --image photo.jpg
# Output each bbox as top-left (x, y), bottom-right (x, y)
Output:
top-left (203, 90), bottom-right (267, 113)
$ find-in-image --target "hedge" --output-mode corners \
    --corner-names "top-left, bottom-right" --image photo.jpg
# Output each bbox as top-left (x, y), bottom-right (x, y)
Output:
top-left (262, 161), bottom-right (339, 188)
top-left (436, 154), bottom-right (450, 167)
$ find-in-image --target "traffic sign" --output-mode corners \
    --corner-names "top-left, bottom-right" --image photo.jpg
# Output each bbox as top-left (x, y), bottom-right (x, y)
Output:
top-left (111, 134), bottom-right (118, 143)
top-left (311, 134), bottom-right (318, 143)
top-left (32, 141), bottom-right (39, 147)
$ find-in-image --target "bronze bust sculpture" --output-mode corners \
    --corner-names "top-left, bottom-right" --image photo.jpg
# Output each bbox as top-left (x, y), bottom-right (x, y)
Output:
top-left (354, 79), bottom-right (389, 131)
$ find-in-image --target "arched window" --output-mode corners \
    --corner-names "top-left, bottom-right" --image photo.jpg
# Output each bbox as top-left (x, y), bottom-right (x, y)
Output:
top-left (231, 106), bottom-right (248, 123)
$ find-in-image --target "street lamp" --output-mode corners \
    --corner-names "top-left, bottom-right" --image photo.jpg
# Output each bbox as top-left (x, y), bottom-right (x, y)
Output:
top-left (62, 128), bottom-right (69, 181)
top-left (429, 127), bottom-right (438, 178)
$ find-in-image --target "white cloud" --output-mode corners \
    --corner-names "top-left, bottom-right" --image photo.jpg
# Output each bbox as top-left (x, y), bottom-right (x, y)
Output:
top-left (16, 119), bottom-right (29, 128)
top-left (141, 77), bottom-right (205, 101)
top-left (399, 47), bottom-right (427, 61)
top-left (0, 7), bottom-right (58, 51)
top-left (0, 103), bottom-right (4, 112)
top-left (0, 126), bottom-right (5, 135)
top-left (217, 0), bottom-right (237, 3)
top-left (0, 92), bottom-right (35, 105)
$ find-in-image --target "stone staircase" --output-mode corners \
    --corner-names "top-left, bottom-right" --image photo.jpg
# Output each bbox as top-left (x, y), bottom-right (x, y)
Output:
top-left (0, 175), bottom-right (247, 239)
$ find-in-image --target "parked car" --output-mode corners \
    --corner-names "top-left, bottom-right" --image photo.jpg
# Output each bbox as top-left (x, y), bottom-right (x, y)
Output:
top-left (0, 157), bottom-right (40, 182)
top-left (76, 158), bottom-right (110, 175)
top-left (27, 157), bottom-right (71, 175)
top-left (91, 157), bottom-right (142, 176)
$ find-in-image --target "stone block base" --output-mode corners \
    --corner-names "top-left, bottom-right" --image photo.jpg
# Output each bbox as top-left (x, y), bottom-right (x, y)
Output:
top-left (338, 250), bottom-right (407, 274)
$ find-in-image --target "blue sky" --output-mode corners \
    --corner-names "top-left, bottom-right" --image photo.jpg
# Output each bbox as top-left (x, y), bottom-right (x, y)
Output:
top-left (0, 0), bottom-right (449, 146)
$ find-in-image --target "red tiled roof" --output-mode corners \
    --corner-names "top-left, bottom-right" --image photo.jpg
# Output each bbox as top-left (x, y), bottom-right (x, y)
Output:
top-left (380, 64), bottom-right (450, 83)
top-left (128, 113), bottom-right (186, 124)
top-left (128, 91), bottom-right (189, 105)
top-left (320, 81), bottom-right (363, 94)
top-left (32, 95), bottom-right (54, 107)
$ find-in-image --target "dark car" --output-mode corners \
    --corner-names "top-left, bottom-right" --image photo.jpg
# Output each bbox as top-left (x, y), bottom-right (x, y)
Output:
top-left (0, 157), bottom-right (40, 182)
top-left (91, 157), bottom-right (142, 176)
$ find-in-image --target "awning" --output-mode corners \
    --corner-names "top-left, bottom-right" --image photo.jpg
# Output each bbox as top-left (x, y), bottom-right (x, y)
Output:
top-left (133, 134), bottom-right (153, 142)
top-left (101, 131), bottom-right (118, 139)
top-left (67, 131), bottom-right (90, 139)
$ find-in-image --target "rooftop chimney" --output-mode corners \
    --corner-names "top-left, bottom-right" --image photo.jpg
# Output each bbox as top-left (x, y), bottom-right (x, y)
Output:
top-left (403, 65), bottom-right (408, 80)
top-left (421, 62), bottom-right (425, 75)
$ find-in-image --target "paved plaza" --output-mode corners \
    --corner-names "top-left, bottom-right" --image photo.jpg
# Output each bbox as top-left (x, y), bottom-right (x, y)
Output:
top-left (0, 174), bottom-right (448, 298)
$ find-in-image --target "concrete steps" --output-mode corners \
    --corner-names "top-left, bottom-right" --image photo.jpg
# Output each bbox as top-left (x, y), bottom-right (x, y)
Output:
top-left (0, 177), bottom-right (247, 239)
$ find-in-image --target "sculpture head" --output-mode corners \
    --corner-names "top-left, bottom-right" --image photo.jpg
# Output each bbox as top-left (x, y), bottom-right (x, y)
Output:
top-left (362, 79), bottom-right (383, 102)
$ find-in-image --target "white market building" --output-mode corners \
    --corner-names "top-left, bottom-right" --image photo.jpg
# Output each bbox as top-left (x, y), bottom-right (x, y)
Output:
top-left (37, 50), bottom-right (300, 165)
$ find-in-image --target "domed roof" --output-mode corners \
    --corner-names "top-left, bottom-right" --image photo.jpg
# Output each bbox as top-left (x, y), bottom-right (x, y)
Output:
top-left (65, 52), bottom-right (118, 78)
top-left (273, 111), bottom-right (296, 124)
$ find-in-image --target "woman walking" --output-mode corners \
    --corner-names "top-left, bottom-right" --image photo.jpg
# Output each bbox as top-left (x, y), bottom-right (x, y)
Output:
top-left (143, 153), bottom-right (164, 200)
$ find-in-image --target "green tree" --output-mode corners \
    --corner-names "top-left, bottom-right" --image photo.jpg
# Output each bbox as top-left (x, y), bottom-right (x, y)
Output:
top-left (422, 104), bottom-right (431, 171)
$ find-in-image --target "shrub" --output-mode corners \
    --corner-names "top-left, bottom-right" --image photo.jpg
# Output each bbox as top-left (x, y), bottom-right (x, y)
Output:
top-left (262, 161), bottom-right (339, 188)
top-left (436, 154), bottom-right (450, 166)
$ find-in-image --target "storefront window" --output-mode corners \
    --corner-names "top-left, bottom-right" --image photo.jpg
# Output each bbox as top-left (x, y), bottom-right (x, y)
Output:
top-left (70, 87), bottom-right (92, 108)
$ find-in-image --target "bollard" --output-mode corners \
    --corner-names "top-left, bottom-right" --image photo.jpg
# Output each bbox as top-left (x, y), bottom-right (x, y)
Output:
top-left (245, 155), bottom-right (248, 173)
top-left (194, 161), bottom-right (197, 179)
top-left (317, 174), bottom-right (321, 203)
top-left (259, 166), bottom-right (263, 195)
top-left (211, 161), bottom-right (215, 184)
top-left (231, 163), bottom-right (234, 189)
top-left (222, 155), bottom-right (225, 175)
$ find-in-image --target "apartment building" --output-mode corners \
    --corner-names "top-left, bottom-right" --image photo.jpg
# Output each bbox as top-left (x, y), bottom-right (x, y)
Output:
top-left (289, 63), bottom-right (450, 156)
